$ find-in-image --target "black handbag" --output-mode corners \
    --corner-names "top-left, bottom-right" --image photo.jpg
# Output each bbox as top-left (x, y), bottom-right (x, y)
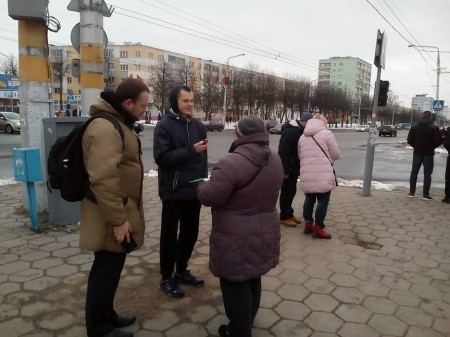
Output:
top-left (311, 135), bottom-right (338, 186)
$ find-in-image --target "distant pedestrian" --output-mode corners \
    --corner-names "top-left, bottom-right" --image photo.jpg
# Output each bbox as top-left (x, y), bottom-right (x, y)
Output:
top-left (157, 112), bottom-right (162, 121)
top-left (72, 109), bottom-right (78, 117)
top-left (197, 115), bottom-right (283, 337)
top-left (298, 114), bottom-right (340, 239)
top-left (407, 111), bottom-right (442, 200)
top-left (278, 113), bottom-right (313, 227)
top-left (442, 127), bottom-right (450, 204)
top-left (65, 108), bottom-right (71, 117)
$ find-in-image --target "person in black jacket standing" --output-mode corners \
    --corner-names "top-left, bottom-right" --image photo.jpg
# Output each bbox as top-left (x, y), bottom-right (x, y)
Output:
top-left (153, 85), bottom-right (208, 298)
top-left (442, 127), bottom-right (450, 204)
top-left (278, 113), bottom-right (313, 228)
top-left (407, 110), bottom-right (442, 200)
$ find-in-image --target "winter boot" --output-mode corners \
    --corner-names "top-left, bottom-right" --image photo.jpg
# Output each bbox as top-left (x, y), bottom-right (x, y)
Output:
top-left (312, 225), bottom-right (332, 239)
top-left (303, 221), bottom-right (314, 234)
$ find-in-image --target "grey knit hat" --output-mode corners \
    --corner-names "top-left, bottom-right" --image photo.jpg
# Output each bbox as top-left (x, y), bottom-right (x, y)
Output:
top-left (300, 113), bottom-right (314, 122)
top-left (236, 115), bottom-right (266, 136)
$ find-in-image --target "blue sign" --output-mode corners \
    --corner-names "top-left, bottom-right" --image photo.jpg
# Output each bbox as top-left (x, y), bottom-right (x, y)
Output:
top-left (432, 100), bottom-right (444, 111)
top-left (0, 74), bottom-right (19, 90)
top-left (67, 95), bottom-right (74, 104)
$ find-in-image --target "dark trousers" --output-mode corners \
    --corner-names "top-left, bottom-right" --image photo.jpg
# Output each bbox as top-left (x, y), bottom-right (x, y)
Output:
top-left (220, 277), bottom-right (261, 337)
top-left (303, 191), bottom-right (331, 228)
top-left (279, 174), bottom-right (298, 220)
top-left (409, 154), bottom-right (434, 196)
top-left (86, 250), bottom-right (126, 337)
top-left (445, 156), bottom-right (450, 198)
top-left (160, 200), bottom-right (201, 280)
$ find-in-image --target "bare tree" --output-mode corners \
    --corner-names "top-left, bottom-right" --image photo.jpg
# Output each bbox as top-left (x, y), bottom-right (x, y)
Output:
top-left (229, 70), bottom-right (247, 121)
top-left (149, 60), bottom-right (175, 114)
top-left (255, 72), bottom-right (277, 119)
top-left (175, 62), bottom-right (196, 88)
top-left (198, 67), bottom-right (221, 121)
top-left (104, 51), bottom-right (115, 91)
top-left (50, 54), bottom-right (71, 112)
top-left (0, 54), bottom-right (18, 77)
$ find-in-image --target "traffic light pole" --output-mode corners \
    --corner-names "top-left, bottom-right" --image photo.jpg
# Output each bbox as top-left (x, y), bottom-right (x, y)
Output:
top-left (362, 66), bottom-right (382, 197)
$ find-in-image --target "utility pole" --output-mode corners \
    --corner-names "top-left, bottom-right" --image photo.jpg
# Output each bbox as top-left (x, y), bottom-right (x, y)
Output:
top-left (362, 30), bottom-right (387, 197)
top-left (68, 0), bottom-right (112, 115)
top-left (8, 1), bottom-right (53, 211)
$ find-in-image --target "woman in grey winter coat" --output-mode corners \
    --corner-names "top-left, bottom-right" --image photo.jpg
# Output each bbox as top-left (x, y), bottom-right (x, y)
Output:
top-left (197, 116), bottom-right (283, 337)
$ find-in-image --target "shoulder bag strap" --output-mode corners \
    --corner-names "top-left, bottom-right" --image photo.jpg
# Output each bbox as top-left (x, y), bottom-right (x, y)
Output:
top-left (311, 135), bottom-right (338, 186)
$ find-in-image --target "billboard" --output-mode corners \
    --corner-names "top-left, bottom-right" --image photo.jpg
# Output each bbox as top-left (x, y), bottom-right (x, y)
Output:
top-left (0, 73), bottom-right (20, 99)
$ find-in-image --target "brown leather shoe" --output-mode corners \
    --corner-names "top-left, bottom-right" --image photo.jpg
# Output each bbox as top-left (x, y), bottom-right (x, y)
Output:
top-left (291, 216), bottom-right (302, 224)
top-left (281, 219), bottom-right (297, 227)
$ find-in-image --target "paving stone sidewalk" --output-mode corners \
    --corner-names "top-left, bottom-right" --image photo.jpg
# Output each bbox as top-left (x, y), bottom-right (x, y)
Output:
top-left (0, 178), bottom-right (449, 337)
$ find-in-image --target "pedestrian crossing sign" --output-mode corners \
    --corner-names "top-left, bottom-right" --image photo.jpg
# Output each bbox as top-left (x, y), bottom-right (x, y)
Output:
top-left (432, 100), bottom-right (444, 111)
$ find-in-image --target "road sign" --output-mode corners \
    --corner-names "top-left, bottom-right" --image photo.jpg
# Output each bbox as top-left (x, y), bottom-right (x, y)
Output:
top-left (67, 96), bottom-right (74, 104)
top-left (432, 100), bottom-right (444, 111)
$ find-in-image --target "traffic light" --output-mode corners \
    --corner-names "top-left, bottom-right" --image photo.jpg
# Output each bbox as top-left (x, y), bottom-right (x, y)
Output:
top-left (377, 80), bottom-right (389, 106)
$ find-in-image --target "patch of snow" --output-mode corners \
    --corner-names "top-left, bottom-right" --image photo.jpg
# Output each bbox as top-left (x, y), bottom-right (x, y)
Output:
top-left (337, 178), bottom-right (396, 191)
top-left (0, 178), bottom-right (17, 186)
top-left (145, 170), bottom-right (158, 177)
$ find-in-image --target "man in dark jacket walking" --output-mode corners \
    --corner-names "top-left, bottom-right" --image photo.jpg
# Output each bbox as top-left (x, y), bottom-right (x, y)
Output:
top-left (407, 110), bottom-right (442, 200)
top-left (153, 85), bottom-right (208, 298)
top-left (278, 113), bottom-right (313, 227)
top-left (442, 127), bottom-right (450, 204)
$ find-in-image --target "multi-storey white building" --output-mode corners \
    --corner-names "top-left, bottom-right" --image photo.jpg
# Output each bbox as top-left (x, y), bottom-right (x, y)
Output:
top-left (411, 94), bottom-right (434, 112)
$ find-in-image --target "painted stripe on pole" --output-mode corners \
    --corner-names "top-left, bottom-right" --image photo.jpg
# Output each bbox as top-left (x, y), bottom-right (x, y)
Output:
top-left (80, 45), bottom-right (104, 64)
top-left (80, 72), bottom-right (104, 88)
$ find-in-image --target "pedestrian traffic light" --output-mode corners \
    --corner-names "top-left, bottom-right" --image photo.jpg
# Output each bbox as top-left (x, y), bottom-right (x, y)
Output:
top-left (378, 80), bottom-right (389, 106)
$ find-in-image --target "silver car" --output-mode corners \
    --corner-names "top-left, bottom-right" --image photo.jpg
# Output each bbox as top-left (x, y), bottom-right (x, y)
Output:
top-left (0, 112), bottom-right (21, 133)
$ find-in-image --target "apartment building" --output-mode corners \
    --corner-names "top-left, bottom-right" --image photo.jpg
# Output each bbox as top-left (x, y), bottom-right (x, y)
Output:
top-left (317, 56), bottom-right (372, 104)
top-left (49, 43), bottom-right (223, 115)
top-left (410, 94), bottom-right (434, 112)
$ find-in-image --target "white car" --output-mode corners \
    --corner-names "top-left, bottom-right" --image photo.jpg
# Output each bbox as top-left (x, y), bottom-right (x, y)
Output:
top-left (0, 112), bottom-right (21, 134)
top-left (356, 125), bottom-right (369, 132)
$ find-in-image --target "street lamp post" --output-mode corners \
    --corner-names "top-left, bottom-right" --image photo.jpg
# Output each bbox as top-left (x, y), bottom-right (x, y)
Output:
top-left (222, 53), bottom-right (245, 116)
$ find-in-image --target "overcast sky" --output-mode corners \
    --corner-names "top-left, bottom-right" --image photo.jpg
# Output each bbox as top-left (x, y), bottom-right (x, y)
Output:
top-left (1, 0), bottom-right (450, 107)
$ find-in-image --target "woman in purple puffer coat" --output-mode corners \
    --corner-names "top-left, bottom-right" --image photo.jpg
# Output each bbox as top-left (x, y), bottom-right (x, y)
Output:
top-left (197, 115), bottom-right (283, 337)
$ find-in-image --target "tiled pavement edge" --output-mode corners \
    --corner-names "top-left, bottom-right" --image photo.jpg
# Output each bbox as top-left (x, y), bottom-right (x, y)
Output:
top-left (0, 178), bottom-right (449, 337)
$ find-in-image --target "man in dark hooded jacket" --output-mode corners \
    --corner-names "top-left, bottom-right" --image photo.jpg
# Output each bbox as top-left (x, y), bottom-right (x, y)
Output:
top-left (407, 110), bottom-right (442, 200)
top-left (278, 113), bottom-right (313, 228)
top-left (153, 85), bottom-right (208, 298)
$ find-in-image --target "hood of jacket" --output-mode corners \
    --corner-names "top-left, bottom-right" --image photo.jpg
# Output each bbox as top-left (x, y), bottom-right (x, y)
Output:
top-left (303, 118), bottom-right (327, 136)
top-left (89, 91), bottom-right (137, 128)
top-left (281, 121), bottom-right (299, 132)
top-left (229, 132), bottom-right (270, 166)
top-left (168, 85), bottom-right (183, 115)
top-left (417, 117), bottom-right (433, 127)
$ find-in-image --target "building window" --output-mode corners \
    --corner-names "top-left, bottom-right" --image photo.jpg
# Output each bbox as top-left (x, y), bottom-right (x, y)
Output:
top-left (66, 51), bottom-right (72, 58)
top-left (158, 55), bottom-right (164, 61)
top-left (108, 76), bottom-right (115, 82)
top-left (120, 64), bottom-right (128, 71)
top-left (135, 64), bottom-right (141, 71)
top-left (149, 52), bottom-right (153, 59)
top-left (54, 87), bottom-right (61, 94)
top-left (106, 49), bottom-right (113, 57)
top-left (135, 51), bottom-right (141, 58)
top-left (120, 51), bottom-right (128, 58)
top-left (67, 77), bottom-right (72, 84)
top-left (108, 62), bottom-right (114, 70)
top-left (51, 49), bottom-right (63, 57)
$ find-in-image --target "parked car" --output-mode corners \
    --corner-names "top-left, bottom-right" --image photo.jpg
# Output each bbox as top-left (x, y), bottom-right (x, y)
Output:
top-left (264, 120), bottom-right (278, 132)
top-left (394, 124), bottom-right (402, 130)
top-left (0, 112), bottom-right (21, 134)
top-left (399, 123), bottom-right (411, 129)
top-left (355, 124), bottom-right (369, 132)
top-left (133, 121), bottom-right (144, 134)
top-left (379, 125), bottom-right (397, 137)
top-left (269, 123), bottom-right (283, 134)
top-left (203, 120), bottom-right (224, 132)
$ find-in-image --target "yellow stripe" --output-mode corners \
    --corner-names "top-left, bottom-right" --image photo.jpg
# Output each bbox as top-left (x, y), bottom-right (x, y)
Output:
top-left (80, 45), bottom-right (104, 64)
top-left (20, 56), bottom-right (50, 82)
top-left (18, 21), bottom-right (48, 48)
top-left (18, 21), bottom-right (50, 82)
top-left (80, 72), bottom-right (104, 88)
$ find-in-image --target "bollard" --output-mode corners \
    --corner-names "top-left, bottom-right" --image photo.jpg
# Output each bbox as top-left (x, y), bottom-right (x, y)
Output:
top-left (12, 148), bottom-right (42, 231)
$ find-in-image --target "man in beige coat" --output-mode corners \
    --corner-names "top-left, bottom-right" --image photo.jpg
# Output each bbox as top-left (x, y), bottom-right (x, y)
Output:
top-left (80, 78), bottom-right (149, 337)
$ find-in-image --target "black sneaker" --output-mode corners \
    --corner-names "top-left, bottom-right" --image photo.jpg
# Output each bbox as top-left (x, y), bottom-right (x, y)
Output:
top-left (218, 325), bottom-right (229, 337)
top-left (422, 195), bottom-right (433, 201)
top-left (442, 197), bottom-right (450, 204)
top-left (174, 270), bottom-right (204, 287)
top-left (408, 193), bottom-right (414, 198)
top-left (159, 278), bottom-right (185, 298)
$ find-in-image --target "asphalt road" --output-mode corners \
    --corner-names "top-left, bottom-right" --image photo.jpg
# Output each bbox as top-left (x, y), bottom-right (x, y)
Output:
top-left (0, 126), bottom-right (447, 188)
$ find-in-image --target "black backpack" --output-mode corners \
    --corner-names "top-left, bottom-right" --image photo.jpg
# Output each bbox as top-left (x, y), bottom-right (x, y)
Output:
top-left (47, 112), bottom-right (124, 202)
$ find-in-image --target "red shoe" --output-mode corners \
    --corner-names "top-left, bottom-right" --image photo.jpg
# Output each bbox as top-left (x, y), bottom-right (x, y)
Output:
top-left (312, 226), bottom-right (332, 239)
top-left (303, 221), bottom-right (314, 234)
